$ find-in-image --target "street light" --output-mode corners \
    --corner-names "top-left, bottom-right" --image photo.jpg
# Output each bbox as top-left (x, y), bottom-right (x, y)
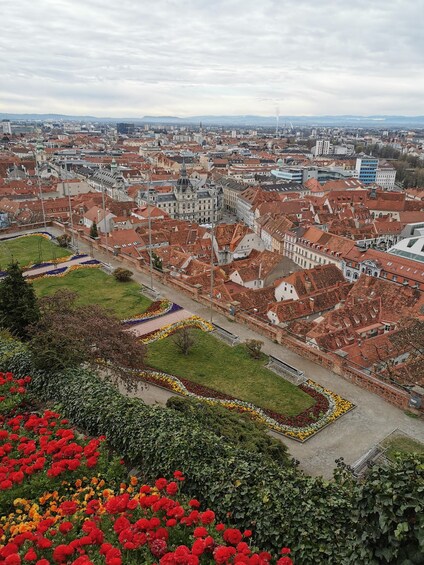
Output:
top-left (209, 187), bottom-right (216, 324)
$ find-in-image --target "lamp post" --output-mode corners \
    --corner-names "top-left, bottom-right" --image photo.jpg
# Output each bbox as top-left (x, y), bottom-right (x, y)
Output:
top-left (36, 164), bottom-right (47, 228)
top-left (209, 187), bottom-right (216, 324)
top-left (101, 179), bottom-right (111, 269)
top-left (147, 184), bottom-right (154, 291)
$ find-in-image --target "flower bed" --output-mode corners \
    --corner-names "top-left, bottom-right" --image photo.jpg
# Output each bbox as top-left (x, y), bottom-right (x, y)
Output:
top-left (122, 300), bottom-right (183, 326)
top-left (136, 369), bottom-right (354, 442)
top-left (140, 316), bottom-right (214, 344)
top-left (26, 262), bottom-right (102, 281)
top-left (0, 371), bottom-right (294, 565)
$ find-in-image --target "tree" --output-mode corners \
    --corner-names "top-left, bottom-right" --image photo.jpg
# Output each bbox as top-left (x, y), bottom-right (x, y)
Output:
top-left (152, 252), bottom-right (163, 271)
top-left (0, 262), bottom-right (39, 340)
top-left (90, 222), bottom-right (99, 238)
top-left (173, 327), bottom-right (195, 355)
top-left (56, 234), bottom-right (71, 248)
top-left (245, 338), bottom-right (263, 359)
top-left (28, 290), bottom-right (145, 377)
top-left (113, 267), bottom-right (133, 282)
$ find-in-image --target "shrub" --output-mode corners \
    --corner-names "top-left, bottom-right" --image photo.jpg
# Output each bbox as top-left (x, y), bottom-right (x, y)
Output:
top-left (113, 267), bottom-right (133, 282)
top-left (245, 339), bottom-right (263, 359)
top-left (0, 335), bottom-right (422, 564)
top-left (56, 233), bottom-right (71, 247)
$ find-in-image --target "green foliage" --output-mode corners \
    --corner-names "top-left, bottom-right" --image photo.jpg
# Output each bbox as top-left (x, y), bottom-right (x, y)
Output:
top-left (166, 396), bottom-right (289, 465)
top-left (347, 455), bottom-right (424, 564)
top-left (113, 267), bottom-right (133, 282)
top-left (0, 335), bottom-right (422, 565)
top-left (152, 251), bottom-right (163, 271)
top-left (0, 262), bottom-right (39, 339)
top-left (56, 234), bottom-right (71, 248)
top-left (90, 222), bottom-right (99, 238)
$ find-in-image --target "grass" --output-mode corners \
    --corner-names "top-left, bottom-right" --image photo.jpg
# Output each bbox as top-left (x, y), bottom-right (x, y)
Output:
top-left (147, 329), bottom-right (315, 416)
top-left (33, 268), bottom-right (152, 319)
top-left (382, 434), bottom-right (424, 462)
top-left (0, 235), bottom-right (72, 268)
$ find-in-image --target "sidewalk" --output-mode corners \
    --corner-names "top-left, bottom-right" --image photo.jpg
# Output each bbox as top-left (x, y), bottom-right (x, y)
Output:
top-left (25, 227), bottom-right (424, 478)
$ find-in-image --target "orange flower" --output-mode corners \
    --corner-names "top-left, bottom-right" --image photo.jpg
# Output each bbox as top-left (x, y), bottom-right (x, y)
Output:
top-left (130, 476), bottom-right (138, 486)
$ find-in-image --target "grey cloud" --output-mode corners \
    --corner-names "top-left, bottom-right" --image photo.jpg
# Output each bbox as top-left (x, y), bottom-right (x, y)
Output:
top-left (0, 0), bottom-right (422, 115)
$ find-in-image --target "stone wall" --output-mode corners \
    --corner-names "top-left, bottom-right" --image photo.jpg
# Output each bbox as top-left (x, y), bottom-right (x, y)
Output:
top-left (50, 222), bottom-right (423, 415)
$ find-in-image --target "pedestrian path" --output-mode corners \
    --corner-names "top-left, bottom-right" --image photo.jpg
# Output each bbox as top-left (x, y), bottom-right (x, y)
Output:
top-left (128, 308), bottom-right (193, 337)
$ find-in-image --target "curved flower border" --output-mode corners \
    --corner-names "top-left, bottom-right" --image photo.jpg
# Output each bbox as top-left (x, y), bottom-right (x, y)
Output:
top-left (26, 261), bottom-right (101, 281)
top-left (140, 316), bottom-right (214, 344)
top-left (122, 300), bottom-right (183, 326)
top-left (135, 368), bottom-right (354, 442)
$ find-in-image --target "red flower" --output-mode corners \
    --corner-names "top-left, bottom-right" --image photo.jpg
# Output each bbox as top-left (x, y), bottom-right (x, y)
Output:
top-left (59, 521), bottom-right (73, 534)
top-left (277, 558), bottom-right (293, 565)
top-left (193, 527), bottom-right (208, 538)
top-left (223, 528), bottom-right (243, 546)
top-left (200, 510), bottom-right (215, 525)
top-left (155, 478), bottom-right (167, 490)
top-left (5, 555), bottom-right (21, 565)
top-left (23, 548), bottom-right (37, 561)
top-left (52, 544), bottom-right (74, 563)
top-left (192, 539), bottom-right (206, 556)
top-left (165, 481), bottom-right (178, 495)
top-left (59, 501), bottom-right (78, 516)
top-left (149, 539), bottom-right (167, 558)
top-left (280, 548), bottom-right (291, 554)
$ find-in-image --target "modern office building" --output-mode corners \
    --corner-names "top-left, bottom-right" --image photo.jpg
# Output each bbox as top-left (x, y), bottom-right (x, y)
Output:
top-left (355, 156), bottom-right (379, 184)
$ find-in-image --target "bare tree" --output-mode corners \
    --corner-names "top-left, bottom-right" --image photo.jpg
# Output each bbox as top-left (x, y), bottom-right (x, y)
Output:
top-left (173, 327), bottom-right (195, 355)
top-left (245, 339), bottom-right (264, 360)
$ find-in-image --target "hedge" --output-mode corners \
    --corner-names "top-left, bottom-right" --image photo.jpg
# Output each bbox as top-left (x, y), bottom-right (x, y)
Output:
top-left (0, 335), bottom-right (422, 564)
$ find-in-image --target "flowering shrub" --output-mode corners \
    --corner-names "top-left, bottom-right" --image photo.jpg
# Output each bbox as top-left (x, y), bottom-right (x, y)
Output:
top-left (140, 317), bottom-right (213, 344)
top-left (135, 369), bottom-right (353, 441)
top-left (0, 373), bottom-right (122, 512)
top-left (0, 473), bottom-right (293, 565)
top-left (0, 371), bottom-right (294, 564)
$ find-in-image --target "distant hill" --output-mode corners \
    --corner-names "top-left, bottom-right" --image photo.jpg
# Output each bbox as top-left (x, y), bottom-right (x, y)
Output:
top-left (1, 112), bottom-right (424, 127)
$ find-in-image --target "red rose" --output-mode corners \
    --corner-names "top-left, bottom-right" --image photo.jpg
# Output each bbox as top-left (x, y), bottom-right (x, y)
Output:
top-left (277, 558), bottom-right (293, 565)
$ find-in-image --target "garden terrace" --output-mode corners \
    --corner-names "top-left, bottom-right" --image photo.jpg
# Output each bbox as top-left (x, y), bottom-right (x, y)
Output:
top-left (33, 267), bottom-right (152, 319)
top-left (1, 338), bottom-right (423, 564)
top-left (147, 328), bottom-right (314, 417)
top-left (0, 234), bottom-right (72, 268)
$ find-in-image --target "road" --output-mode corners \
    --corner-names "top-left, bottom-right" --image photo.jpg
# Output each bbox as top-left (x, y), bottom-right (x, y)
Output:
top-left (17, 228), bottom-right (424, 478)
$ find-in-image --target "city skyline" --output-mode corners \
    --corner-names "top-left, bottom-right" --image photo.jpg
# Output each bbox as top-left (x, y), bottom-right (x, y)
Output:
top-left (1, 0), bottom-right (423, 117)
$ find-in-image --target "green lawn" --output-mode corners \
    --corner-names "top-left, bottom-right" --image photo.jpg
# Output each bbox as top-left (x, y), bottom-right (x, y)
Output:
top-left (0, 235), bottom-right (72, 268)
top-left (33, 268), bottom-right (152, 319)
top-left (382, 434), bottom-right (424, 462)
top-left (147, 329), bottom-right (315, 416)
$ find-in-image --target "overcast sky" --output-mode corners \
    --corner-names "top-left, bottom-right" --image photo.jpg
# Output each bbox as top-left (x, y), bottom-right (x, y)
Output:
top-left (0, 0), bottom-right (423, 117)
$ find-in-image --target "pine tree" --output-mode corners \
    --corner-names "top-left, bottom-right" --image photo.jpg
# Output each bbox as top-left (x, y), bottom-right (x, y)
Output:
top-left (90, 222), bottom-right (99, 238)
top-left (0, 262), bottom-right (40, 339)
